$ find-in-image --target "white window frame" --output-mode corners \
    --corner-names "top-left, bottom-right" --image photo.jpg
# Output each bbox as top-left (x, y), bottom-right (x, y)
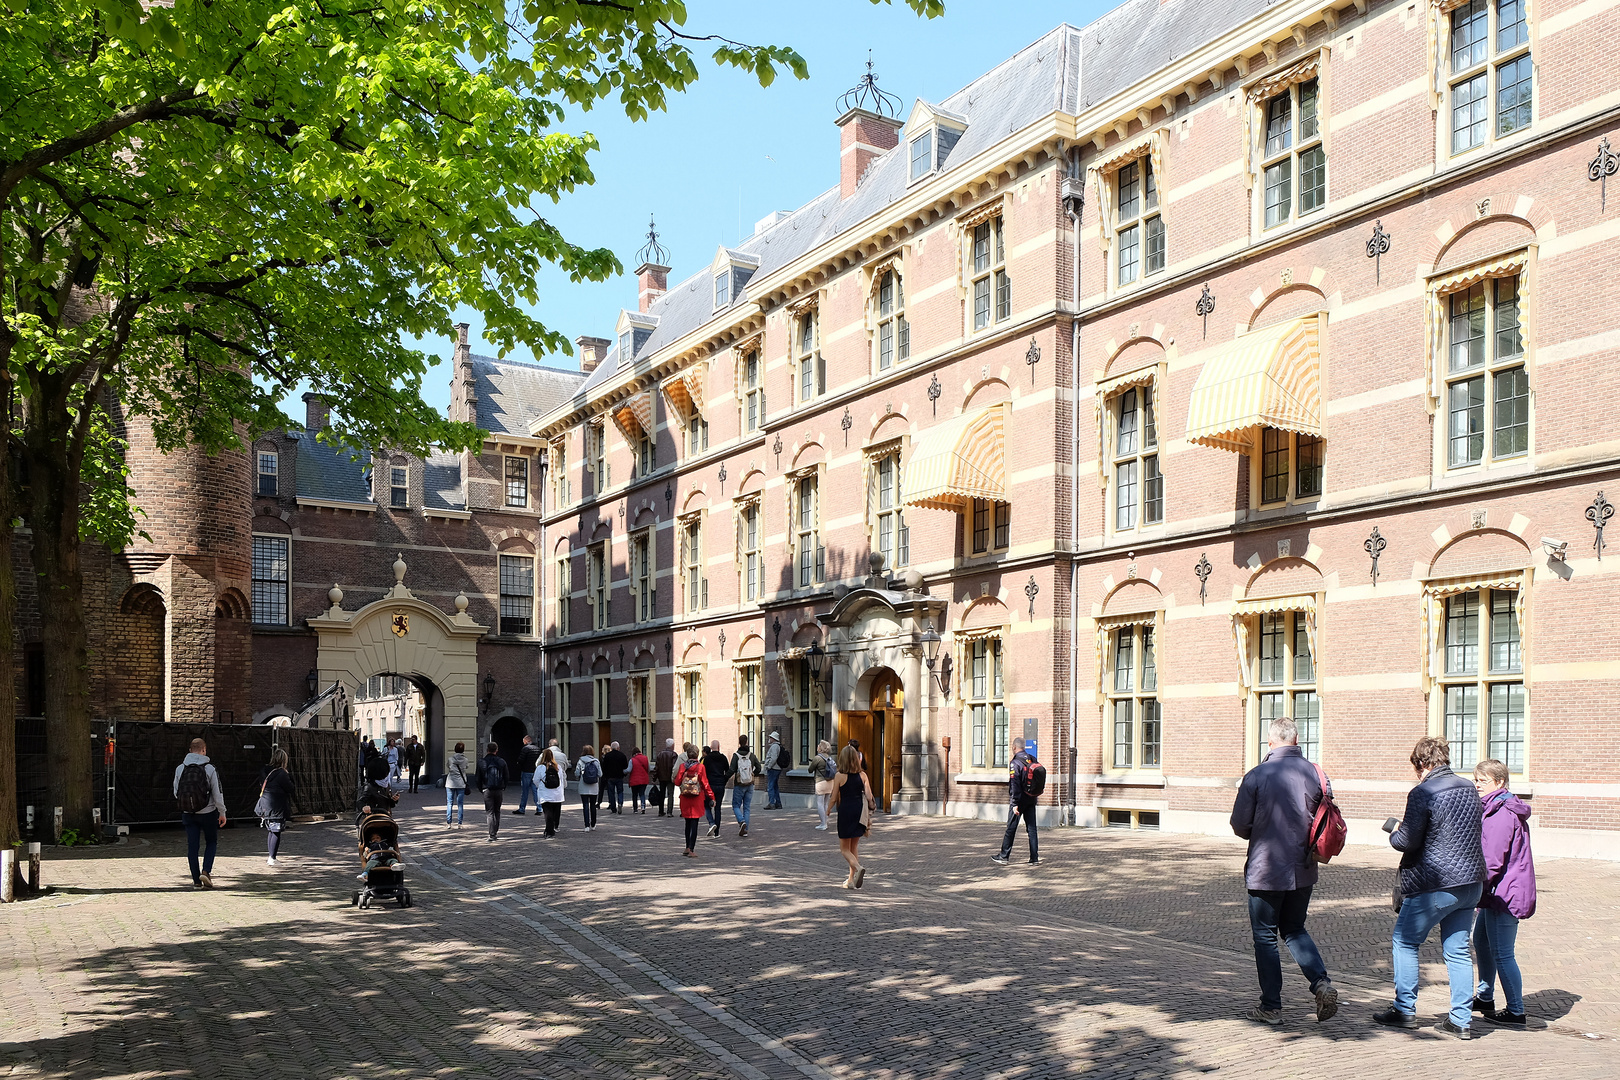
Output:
top-left (1442, 271), bottom-right (1528, 472)
top-left (1437, 587), bottom-right (1525, 775)
top-left (738, 498), bottom-right (763, 603)
top-left (874, 268), bottom-right (909, 373)
top-left (678, 667), bottom-right (706, 748)
top-left (1105, 622), bottom-right (1161, 772)
top-left (555, 681), bottom-right (572, 751)
top-left (555, 550), bottom-right (572, 637)
top-left (741, 351), bottom-right (764, 434)
top-left (686, 411), bottom-right (709, 456)
top-left (497, 552), bottom-right (535, 637)
top-left (1445, 0), bottom-right (1533, 160)
top-left (1111, 386), bottom-right (1162, 532)
top-left (969, 215), bottom-right (1010, 333)
top-left (630, 671), bottom-right (652, 755)
top-left (964, 636), bottom-right (1007, 770)
top-left (250, 533), bottom-right (291, 626)
top-left (792, 658), bottom-right (829, 767)
top-left (587, 540), bottom-right (610, 630)
top-left (630, 526), bottom-right (655, 624)
top-left (587, 421), bottom-right (608, 496)
top-left (790, 469), bottom-right (824, 589)
top-left (874, 451), bottom-right (908, 570)
top-left (388, 464), bottom-right (409, 508)
top-left (552, 439), bottom-right (571, 506)
top-left (1260, 77), bottom-right (1326, 231)
top-left (593, 675), bottom-right (612, 729)
top-left (1114, 158), bottom-right (1164, 286)
top-left (909, 129), bottom-right (934, 182)
top-left (503, 454), bottom-right (528, 508)
top-left (256, 451), bottom-right (279, 497)
top-left (1249, 610), bottom-right (1320, 765)
top-left (737, 663), bottom-right (763, 752)
top-left (796, 307), bottom-right (825, 405)
top-left (714, 269), bottom-right (730, 309)
top-left (680, 513), bottom-right (706, 614)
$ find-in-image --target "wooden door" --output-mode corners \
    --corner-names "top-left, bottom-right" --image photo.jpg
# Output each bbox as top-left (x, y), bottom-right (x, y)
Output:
top-left (595, 721), bottom-right (612, 754)
top-left (839, 711), bottom-right (873, 797)
top-left (869, 673), bottom-right (904, 812)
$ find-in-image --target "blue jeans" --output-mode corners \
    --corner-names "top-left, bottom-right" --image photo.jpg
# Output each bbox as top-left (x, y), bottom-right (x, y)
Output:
top-left (1474, 907), bottom-right (1523, 1014)
top-left (1247, 887), bottom-right (1330, 1011)
top-left (517, 772), bottom-right (537, 813)
top-left (707, 790), bottom-right (724, 829)
top-left (181, 812), bottom-right (218, 883)
top-left (732, 783), bottom-right (753, 827)
top-left (1392, 882), bottom-right (1484, 1026)
top-left (765, 769), bottom-right (783, 807)
top-left (446, 787), bottom-right (466, 824)
top-left (605, 777), bottom-right (625, 812)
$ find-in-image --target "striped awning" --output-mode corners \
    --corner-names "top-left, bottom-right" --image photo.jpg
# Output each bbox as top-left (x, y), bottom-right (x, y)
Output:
top-left (902, 405), bottom-right (1007, 512)
top-left (661, 362), bottom-right (707, 422)
top-left (612, 391), bottom-right (654, 444)
top-left (1185, 315), bottom-right (1322, 455)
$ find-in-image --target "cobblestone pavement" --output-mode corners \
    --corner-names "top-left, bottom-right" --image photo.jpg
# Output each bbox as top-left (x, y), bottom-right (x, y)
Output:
top-left (4, 794), bottom-right (1618, 1080)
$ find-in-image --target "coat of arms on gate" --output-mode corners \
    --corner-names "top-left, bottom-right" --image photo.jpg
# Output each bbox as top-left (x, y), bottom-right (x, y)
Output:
top-left (391, 612), bottom-right (409, 638)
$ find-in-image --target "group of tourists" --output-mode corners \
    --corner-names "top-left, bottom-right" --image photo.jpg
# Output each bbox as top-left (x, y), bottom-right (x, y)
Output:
top-left (381, 735), bottom-right (427, 792)
top-left (1232, 719), bottom-right (1536, 1038)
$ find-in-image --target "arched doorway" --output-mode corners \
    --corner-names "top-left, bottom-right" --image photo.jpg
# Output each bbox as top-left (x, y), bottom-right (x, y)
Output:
top-left (844, 669), bottom-right (903, 812)
top-left (490, 715), bottom-right (528, 780)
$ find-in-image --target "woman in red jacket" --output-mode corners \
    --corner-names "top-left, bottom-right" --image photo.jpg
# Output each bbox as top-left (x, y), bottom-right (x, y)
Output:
top-left (674, 743), bottom-right (714, 857)
top-left (627, 746), bottom-right (652, 814)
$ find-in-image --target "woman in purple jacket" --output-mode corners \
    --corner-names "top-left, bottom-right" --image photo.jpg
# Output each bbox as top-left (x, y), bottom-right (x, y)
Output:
top-left (1472, 758), bottom-right (1536, 1026)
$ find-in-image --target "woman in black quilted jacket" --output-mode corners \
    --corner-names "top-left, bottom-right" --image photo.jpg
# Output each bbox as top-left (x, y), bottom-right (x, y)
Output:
top-left (1374, 736), bottom-right (1485, 1040)
top-left (258, 748), bottom-right (296, 867)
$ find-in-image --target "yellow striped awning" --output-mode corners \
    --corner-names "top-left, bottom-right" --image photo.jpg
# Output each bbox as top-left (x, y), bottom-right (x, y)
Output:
top-left (1185, 315), bottom-right (1322, 455)
top-left (902, 405), bottom-right (1008, 512)
top-left (611, 391), bottom-right (654, 444)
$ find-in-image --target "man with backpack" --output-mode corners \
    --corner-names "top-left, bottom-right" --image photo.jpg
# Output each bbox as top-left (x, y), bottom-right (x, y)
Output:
top-left (173, 738), bottom-right (228, 889)
top-left (654, 738), bottom-right (680, 818)
top-left (730, 737), bottom-right (762, 838)
top-left (763, 731), bottom-right (789, 809)
top-left (477, 742), bottom-right (510, 842)
top-left (1229, 717), bottom-right (1340, 1025)
top-left (702, 740), bottom-right (731, 838)
top-left (515, 735), bottom-right (543, 816)
top-left (991, 738), bottom-right (1044, 867)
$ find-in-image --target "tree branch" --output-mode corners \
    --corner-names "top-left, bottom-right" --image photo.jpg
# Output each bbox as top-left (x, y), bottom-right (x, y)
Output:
top-left (0, 87), bottom-right (205, 200)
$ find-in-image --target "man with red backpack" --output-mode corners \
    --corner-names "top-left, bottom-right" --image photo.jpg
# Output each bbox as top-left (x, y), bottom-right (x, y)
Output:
top-left (991, 738), bottom-right (1044, 867)
top-left (1230, 717), bottom-right (1341, 1025)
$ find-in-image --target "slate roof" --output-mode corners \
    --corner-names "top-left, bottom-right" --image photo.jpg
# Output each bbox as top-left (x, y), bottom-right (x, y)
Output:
top-left (422, 451), bottom-right (464, 511)
top-left (292, 433), bottom-right (373, 504)
top-left (1077, 0), bottom-right (1276, 109)
top-left (470, 354), bottom-right (586, 436)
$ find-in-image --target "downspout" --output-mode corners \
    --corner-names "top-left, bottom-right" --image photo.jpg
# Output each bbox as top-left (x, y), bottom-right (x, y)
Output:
top-left (538, 452), bottom-right (549, 748)
top-left (1064, 149), bottom-right (1085, 828)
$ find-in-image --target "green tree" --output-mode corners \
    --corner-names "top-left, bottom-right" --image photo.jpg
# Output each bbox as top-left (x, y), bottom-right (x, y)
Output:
top-left (0, 0), bottom-right (943, 842)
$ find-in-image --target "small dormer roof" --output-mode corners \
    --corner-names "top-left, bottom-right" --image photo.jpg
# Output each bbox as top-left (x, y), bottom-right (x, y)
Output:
top-left (711, 246), bottom-right (763, 271)
top-left (904, 99), bottom-right (968, 133)
top-left (616, 308), bottom-right (659, 334)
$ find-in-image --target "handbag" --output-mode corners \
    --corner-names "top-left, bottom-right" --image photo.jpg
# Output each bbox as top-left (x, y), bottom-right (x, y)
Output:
top-left (253, 770), bottom-right (276, 821)
top-left (648, 783), bottom-right (663, 805)
top-left (859, 792), bottom-right (872, 829)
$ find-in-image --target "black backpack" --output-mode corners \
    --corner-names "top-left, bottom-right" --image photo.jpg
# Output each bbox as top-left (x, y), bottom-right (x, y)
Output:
top-left (177, 763), bottom-right (212, 813)
top-left (484, 759), bottom-right (507, 790)
top-left (544, 762), bottom-right (560, 788)
top-left (1021, 757), bottom-right (1048, 799)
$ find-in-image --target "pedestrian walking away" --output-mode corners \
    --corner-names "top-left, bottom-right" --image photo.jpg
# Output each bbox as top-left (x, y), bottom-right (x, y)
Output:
top-left (730, 737), bottom-right (761, 837)
top-left (1376, 735), bottom-right (1486, 1039)
top-left (832, 745), bottom-right (873, 888)
top-left (991, 738), bottom-right (1044, 869)
top-left (538, 748), bottom-right (565, 837)
top-left (1472, 757), bottom-right (1536, 1027)
top-left (703, 740), bottom-right (732, 838)
top-left (445, 742), bottom-right (471, 827)
top-left (602, 742), bottom-right (629, 814)
top-left (515, 735), bottom-right (542, 815)
top-left (174, 737), bottom-right (227, 888)
top-left (385, 737), bottom-right (402, 784)
top-left (574, 745), bottom-right (603, 829)
top-left (764, 731), bottom-right (789, 809)
top-left (477, 742), bottom-right (510, 841)
top-left (811, 740), bottom-right (837, 830)
top-left (627, 746), bottom-right (652, 813)
top-left (406, 735), bottom-right (426, 793)
top-left (546, 738), bottom-right (570, 778)
top-left (1228, 717), bottom-right (1339, 1025)
top-left (674, 743), bottom-right (715, 857)
top-left (257, 748), bottom-right (296, 866)
top-left (654, 739), bottom-right (680, 818)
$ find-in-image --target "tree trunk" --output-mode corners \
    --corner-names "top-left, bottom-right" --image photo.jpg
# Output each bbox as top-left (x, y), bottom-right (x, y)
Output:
top-left (0, 365), bottom-right (19, 854)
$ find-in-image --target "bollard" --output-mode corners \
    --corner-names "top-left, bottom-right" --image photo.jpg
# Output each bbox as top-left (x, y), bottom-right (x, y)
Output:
top-left (1, 848), bottom-right (13, 903)
top-left (92, 808), bottom-right (102, 829)
top-left (26, 842), bottom-right (42, 892)
top-left (53, 807), bottom-right (63, 844)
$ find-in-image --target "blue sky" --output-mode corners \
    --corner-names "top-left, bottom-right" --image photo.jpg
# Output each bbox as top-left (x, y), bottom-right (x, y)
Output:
top-left (405, 0), bottom-right (1111, 414)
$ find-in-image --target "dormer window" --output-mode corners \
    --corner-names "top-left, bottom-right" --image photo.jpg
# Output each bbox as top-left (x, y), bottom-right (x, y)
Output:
top-left (619, 331), bottom-right (632, 358)
top-left (615, 309), bottom-right (658, 362)
top-left (711, 247), bottom-right (759, 312)
top-left (714, 271), bottom-right (730, 308)
top-left (904, 102), bottom-right (966, 185)
top-left (910, 131), bottom-right (933, 181)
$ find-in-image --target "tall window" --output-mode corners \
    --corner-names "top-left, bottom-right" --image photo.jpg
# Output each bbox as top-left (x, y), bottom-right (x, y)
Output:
top-left (553, 439), bottom-right (571, 505)
top-left (1108, 624), bottom-right (1161, 769)
top-left (738, 664), bottom-right (762, 752)
top-left (741, 352), bottom-right (764, 434)
top-left (498, 554), bottom-right (534, 636)
top-left (257, 452), bottom-right (278, 496)
top-left (555, 551), bottom-right (572, 636)
top-left (1113, 387), bottom-right (1162, 530)
top-left (554, 681), bottom-right (572, 750)
top-left (1442, 589), bottom-right (1524, 773)
top-left (971, 216), bottom-right (1010, 331)
top-left (679, 669), bottom-right (705, 748)
top-left (1262, 78), bottom-right (1325, 230)
top-left (875, 452), bottom-right (908, 569)
top-left (1116, 160), bottom-right (1164, 284)
top-left (636, 430), bottom-right (654, 477)
top-left (739, 500), bottom-right (762, 602)
top-left (967, 637), bottom-right (1007, 769)
top-left (588, 541), bottom-right (609, 630)
top-left (389, 465), bottom-right (409, 508)
top-left (793, 473), bottom-right (823, 588)
top-left (681, 516), bottom-right (705, 613)
top-left (794, 659), bottom-right (829, 766)
top-left (588, 422), bottom-right (607, 495)
top-left (1450, 0), bottom-right (1532, 155)
top-left (1254, 611), bottom-right (1319, 761)
top-left (909, 130), bottom-right (933, 181)
top-left (876, 270), bottom-right (909, 371)
top-left (714, 270), bottom-right (730, 309)
top-left (251, 535), bottom-right (289, 625)
top-left (593, 675), bottom-right (611, 727)
top-left (1259, 430), bottom-right (1325, 505)
top-left (686, 413), bottom-right (709, 456)
top-left (630, 673), bottom-right (652, 755)
top-left (969, 499), bottom-right (1010, 556)
top-left (631, 528), bottom-right (654, 623)
top-left (1446, 273), bottom-right (1527, 469)
top-left (504, 456), bottom-right (528, 508)
top-left (797, 309), bottom-right (824, 403)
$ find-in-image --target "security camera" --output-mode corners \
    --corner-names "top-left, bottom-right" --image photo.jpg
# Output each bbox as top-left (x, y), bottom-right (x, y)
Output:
top-left (1541, 537), bottom-right (1568, 561)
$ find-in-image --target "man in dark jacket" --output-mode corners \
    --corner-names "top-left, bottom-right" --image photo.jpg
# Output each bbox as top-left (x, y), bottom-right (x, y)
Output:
top-left (477, 742), bottom-right (510, 842)
top-left (1376, 735), bottom-right (1485, 1039)
top-left (1229, 718), bottom-right (1338, 1024)
top-left (406, 736), bottom-right (427, 793)
top-left (654, 739), bottom-right (680, 817)
top-left (702, 740), bottom-right (732, 838)
top-left (990, 739), bottom-right (1039, 866)
top-left (515, 736), bottom-right (543, 816)
top-left (601, 741), bottom-right (630, 815)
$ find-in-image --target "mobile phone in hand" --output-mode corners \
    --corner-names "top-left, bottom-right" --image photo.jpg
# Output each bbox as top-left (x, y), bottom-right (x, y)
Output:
top-left (1382, 817), bottom-right (1400, 833)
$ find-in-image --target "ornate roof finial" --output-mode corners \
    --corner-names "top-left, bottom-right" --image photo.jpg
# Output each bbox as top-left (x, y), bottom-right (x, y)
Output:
top-left (635, 215), bottom-right (669, 268)
top-left (837, 51), bottom-right (901, 118)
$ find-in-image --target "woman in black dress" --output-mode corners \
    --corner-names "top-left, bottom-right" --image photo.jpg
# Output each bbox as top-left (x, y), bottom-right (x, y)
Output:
top-left (832, 745), bottom-right (874, 889)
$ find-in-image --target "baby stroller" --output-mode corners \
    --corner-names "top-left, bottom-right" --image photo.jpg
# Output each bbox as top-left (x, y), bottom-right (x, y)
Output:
top-left (353, 810), bottom-right (412, 908)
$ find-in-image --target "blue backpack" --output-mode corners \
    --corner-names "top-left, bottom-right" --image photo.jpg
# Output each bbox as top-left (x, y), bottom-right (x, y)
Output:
top-left (582, 758), bottom-right (601, 785)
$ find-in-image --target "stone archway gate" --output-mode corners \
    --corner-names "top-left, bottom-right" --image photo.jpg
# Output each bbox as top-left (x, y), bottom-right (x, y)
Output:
top-left (308, 556), bottom-right (487, 773)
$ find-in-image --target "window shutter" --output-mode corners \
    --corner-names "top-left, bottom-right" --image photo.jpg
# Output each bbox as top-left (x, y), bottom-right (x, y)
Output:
top-left (678, 522), bottom-right (689, 605)
top-left (734, 507), bottom-right (745, 575)
top-left (702, 577), bottom-right (709, 607)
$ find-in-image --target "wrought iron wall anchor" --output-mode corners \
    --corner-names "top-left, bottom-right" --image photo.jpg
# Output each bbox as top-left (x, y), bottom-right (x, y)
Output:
top-left (772, 617), bottom-right (782, 650)
top-left (1194, 553), bottom-right (1212, 605)
top-left (840, 407), bottom-right (853, 445)
top-left (718, 629), bottom-right (727, 659)
top-left (1024, 576), bottom-right (1039, 619)
top-left (1195, 285), bottom-right (1216, 340)
top-left (1025, 337), bottom-right (1041, 385)
top-left (1366, 220), bottom-right (1391, 284)
top-left (771, 433), bottom-right (783, 467)
top-left (1365, 526), bottom-right (1387, 586)
top-left (927, 373), bottom-right (942, 415)
top-left (1590, 137), bottom-right (1619, 213)
top-left (1588, 491), bottom-right (1614, 560)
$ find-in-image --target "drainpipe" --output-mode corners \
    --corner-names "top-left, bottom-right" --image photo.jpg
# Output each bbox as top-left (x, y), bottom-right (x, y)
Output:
top-left (538, 453), bottom-right (549, 749)
top-left (1064, 149), bottom-right (1085, 828)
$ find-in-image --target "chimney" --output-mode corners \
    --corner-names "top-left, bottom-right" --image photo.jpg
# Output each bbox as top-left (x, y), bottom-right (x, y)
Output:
top-left (575, 336), bottom-right (611, 374)
top-left (634, 262), bottom-right (669, 313)
top-left (449, 323), bottom-right (476, 423)
top-left (302, 391), bottom-right (329, 432)
top-left (837, 108), bottom-right (903, 200)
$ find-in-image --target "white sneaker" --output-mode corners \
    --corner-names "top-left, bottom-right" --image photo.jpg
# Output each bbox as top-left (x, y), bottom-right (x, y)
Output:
top-left (266, 857), bottom-right (278, 866)
top-left (815, 824), bottom-right (828, 831)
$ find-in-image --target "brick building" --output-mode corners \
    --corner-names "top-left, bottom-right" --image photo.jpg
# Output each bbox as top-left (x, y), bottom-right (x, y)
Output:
top-left (532, 0), bottom-right (1620, 856)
